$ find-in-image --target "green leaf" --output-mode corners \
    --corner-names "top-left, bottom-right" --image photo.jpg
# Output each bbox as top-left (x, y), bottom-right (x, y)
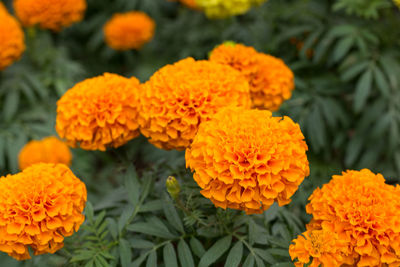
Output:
top-left (146, 250), bottom-right (157, 267)
top-left (124, 165), bottom-right (140, 207)
top-left (199, 236), bottom-right (232, 267)
top-left (354, 69), bottom-right (373, 112)
top-left (85, 202), bottom-right (94, 222)
top-left (70, 251), bottom-right (96, 262)
top-left (119, 238), bottom-right (132, 267)
top-left (248, 219), bottom-right (256, 246)
top-left (163, 199), bottom-right (184, 234)
top-left (106, 218), bottom-right (118, 240)
top-left (254, 248), bottom-right (275, 264)
top-left (224, 241), bottom-right (243, 267)
top-left (127, 221), bottom-right (176, 239)
top-left (243, 254), bottom-right (255, 267)
top-left (333, 36), bottom-right (354, 63)
top-left (130, 239), bottom-right (155, 249)
top-left (118, 206), bottom-right (135, 234)
top-left (178, 239), bottom-right (195, 267)
top-left (340, 60), bottom-right (369, 81)
top-left (190, 237), bottom-right (206, 258)
top-left (140, 200), bottom-right (164, 212)
top-left (266, 248), bottom-right (290, 258)
top-left (164, 242), bottom-right (178, 267)
top-left (373, 66), bottom-right (390, 97)
top-left (3, 89), bottom-right (20, 121)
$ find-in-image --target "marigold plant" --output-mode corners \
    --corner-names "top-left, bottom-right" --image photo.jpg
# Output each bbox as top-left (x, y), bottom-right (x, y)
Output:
top-left (289, 169), bottom-right (400, 266)
top-left (195, 0), bottom-right (268, 18)
top-left (18, 137), bottom-right (72, 170)
top-left (0, 7), bottom-right (25, 71)
top-left (209, 43), bottom-right (294, 111)
top-left (186, 107), bottom-right (309, 214)
top-left (103, 11), bottom-right (155, 51)
top-left (138, 57), bottom-right (251, 150)
top-left (13, 0), bottom-right (86, 31)
top-left (56, 73), bottom-right (141, 151)
top-left (0, 163), bottom-right (86, 260)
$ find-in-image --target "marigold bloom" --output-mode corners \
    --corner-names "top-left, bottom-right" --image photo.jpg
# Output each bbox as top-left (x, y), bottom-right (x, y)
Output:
top-left (290, 169), bottom-right (400, 266)
top-left (0, 7), bottom-right (25, 71)
top-left (56, 73), bottom-right (141, 151)
top-left (395, 0), bottom-right (400, 8)
top-left (13, 0), bottom-right (86, 31)
top-left (210, 43), bottom-right (294, 111)
top-left (185, 107), bottom-right (309, 214)
top-left (0, 163), bottom-right (86, 260)
top-left (195, 0), bottom-right (268, 18)
top-left (138, 58), bottom-right (251, 150)
top-left (18, 137), bottom-right (72, 170)
top-left (103, 11), bottom-right (155, 51)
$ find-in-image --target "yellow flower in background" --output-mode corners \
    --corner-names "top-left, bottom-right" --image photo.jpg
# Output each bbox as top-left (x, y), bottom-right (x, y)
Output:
top-left (13, 0), bottom-right (86, 31)
top-left (210, 42), bottom-right (294, 111)
top-left (290, 169), bottom-right (400, 266)
top-left (186, 107), bottom-right (309, 214)
top-left (138, 57), bottom-right (251, 150)
top-left (56, 73), bottom-right (141, 151)
top-left (195, 0), bottom-right (268, 19)
top-left (394, 0), bottom-right (400, 8)
top-left (0, 5), bottom-right (25, 71)
top-left (104, 11), bottom-right (155, 51)
top-left (18, 137), bottom-right (72, 170)
top-left (0, 163), bottom-right (86, 260)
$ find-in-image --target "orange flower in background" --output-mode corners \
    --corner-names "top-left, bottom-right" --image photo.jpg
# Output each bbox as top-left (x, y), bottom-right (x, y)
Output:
top-left (18, 137), bottom-right (72, 170)
top-left (185, 107), bottom-right (309, 214)
top-left (290, 169), bottom-right (400, 266)
top-left (209, 42), bottom-right (295, 111)
top-left (170, 0), bottom-right (199, 9)
top-left (13, 0), bottom-right (86, 31)
top-left (0, 163), bottom-right (86, 260)
top-left (0, 6), bottom-right (25, 71)
top-left (56, 73), bottom-right (141, 151)
top-left (104, 11), bottom-right (155, 51)
top-left (138, 57), bottom-right (251, 150)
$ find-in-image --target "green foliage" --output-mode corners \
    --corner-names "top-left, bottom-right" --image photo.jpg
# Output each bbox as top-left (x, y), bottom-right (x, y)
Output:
top-left (1, 0), bottom-right (400, 266)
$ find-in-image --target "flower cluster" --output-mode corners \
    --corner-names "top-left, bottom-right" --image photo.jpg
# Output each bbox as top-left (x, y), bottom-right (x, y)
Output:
top-left (289, 169), bottom-right (400, 267)
top-left (18, 137), bottom-right (72, 170)
top-left (13, 0), bottom-right (86, 31)
top-left (209, 43), bottom-right (294, 111)
top-left (0, 163), bottom-right (87, 260)
top-left (56, 73), bottom-right (142, 151)
top-left (138, 57), bottom-right (251, 150)
top-left (186, 107), bottom-right (309, 214)
top-left (103, 11), bottom-right (155, 51)
top-left (0, 3), bottom-right (25, 71)
top-left (195, 0), bottom-right (268, 19)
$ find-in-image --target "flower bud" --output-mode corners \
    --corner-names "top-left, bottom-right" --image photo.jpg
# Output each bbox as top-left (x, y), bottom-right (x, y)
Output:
top-left (166, 176), bottom-right (181, 199)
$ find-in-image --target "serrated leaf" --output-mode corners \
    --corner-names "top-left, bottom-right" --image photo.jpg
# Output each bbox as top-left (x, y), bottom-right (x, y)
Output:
top-left (332, 36), bottom-right (354, 63)
top-left (224, 241), bottom-right (243, 267)
top-left (178, 239), bottom-right (195, 267)
top-left (119, 238), bottom-right (132, 267)
top-left (163, 200), bottom-right (184, 233)
top-left (118, 206), bottom-right (135, 234)
top-left (146, 250), bottom-right (157, 267)
top-left (164, 242), bottom-right (178, 267)
top-left (106, 218), bottom-right (118, 240)
top-left (354, 69), bottom-right (373, 112)
top-left (190, 237), bottom-right (206, 258)
top-left (3, 89), bottom-right (20, 121)
top-left (130, 238), bottom-right (155, 249)
top-left (127, 221), bottom-right (176, 239)
top-left (85, 202), bottom-right (94, 222)
top-left (199, 235), bottom-right (232, 267)
top-left (254, 248), bottom-right (275, 264)
top-left (124, 165), bottom-right (140, 207)
top-left (243, 254), bottom-right (255, 267)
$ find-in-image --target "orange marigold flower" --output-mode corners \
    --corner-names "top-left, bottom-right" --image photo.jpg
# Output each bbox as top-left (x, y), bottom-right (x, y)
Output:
top-left (103, 11), bottom-right (155, 51)
top-left (13, 0), bottom-right (86, 31)
top-left (185, 107), bottom-right (309, 214)
top-left (289, 227), bottom-right (354, 267)
top-left (138, 57), bottom-right (251, 150)
top-left (290, 169), bottom-right (400, 267)
top-left (0, 163), bottom-right (86, 260)
top-left (209, 42), bottom-right (295, 111)
top-left (56, 73), bottom-right (141, 151)
top-left (18, 137), bottom-right (72, 170)
top-left (0, 7), bottom-right (25, 71)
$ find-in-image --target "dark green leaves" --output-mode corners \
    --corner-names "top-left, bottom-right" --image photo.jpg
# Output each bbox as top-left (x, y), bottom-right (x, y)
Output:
top-left (199, 236), bottom-right (232, 267)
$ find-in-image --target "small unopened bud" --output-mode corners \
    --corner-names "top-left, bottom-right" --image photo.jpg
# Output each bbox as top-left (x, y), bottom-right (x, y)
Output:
top-left (222, 40), bottom-right (237, 47)
top-left (166, 176), bottom-right (181, 199)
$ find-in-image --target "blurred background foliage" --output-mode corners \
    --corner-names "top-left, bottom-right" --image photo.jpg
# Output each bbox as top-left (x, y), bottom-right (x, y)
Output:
top-left (0, 0), bottom-right (399, 266)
